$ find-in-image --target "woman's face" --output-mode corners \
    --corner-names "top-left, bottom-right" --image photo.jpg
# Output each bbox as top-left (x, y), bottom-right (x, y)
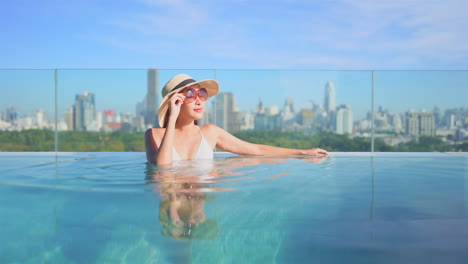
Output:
top-left (179, 84), bottom-right (206, 120)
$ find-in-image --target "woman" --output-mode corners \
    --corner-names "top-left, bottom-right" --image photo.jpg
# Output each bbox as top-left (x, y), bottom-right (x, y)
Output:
top-left (145, 74), bottom-right (328, 165)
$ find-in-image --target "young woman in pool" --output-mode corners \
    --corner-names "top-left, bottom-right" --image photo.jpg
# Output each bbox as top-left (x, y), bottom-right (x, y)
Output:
top-left (145, 74), bottom-right (329, 165)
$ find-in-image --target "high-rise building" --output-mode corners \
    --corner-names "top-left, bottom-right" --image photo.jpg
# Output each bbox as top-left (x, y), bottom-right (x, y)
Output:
top-left (254, 112), bottom-right (282, 131)
top-left (36, 109), bottom-right (46, 127)
top-left (324, 82), bottom-right (336, 113)
top-left (390, 113), bottom-right (403, 133)
top-left (419, 111), bottom-right (436, 136)
top-left (74, 92), bottom-right (95, 131)
top-left (104, 110), bottom-right (115, 124)
top-left (406, 110), bottom-right (435, 136)
top-left (87, 111), bottom-right (103, 132)
top-left (240, 112), bottom-right (255, 130)
top-left (6, 107), bottom-right (19, 122)
top-left (300, 109), bottom-right (315, 128)
top-left (257, 98), bottom-right (264, 114)
top-left (212, 92), bottom-right (241, 132)
top-left (336, 105), bottom-right (353, 134)
top-left (433, 106), bottom-right (442, 127)
top-left (145, 68), bottom-right (159, 127)
top-left (283, 97), bottom-right (295, 120)
top-left (64, 105), bottom-right (74, 131)
top-left (407, 111), bottom-right (419, 136)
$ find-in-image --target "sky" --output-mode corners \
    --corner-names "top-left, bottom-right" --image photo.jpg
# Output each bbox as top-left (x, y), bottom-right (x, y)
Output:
top-left (0, 0), bottom-right (467, 120)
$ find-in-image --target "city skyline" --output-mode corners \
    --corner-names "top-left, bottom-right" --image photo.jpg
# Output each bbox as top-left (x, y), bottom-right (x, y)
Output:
top-left (1, 69), bottom-right (467, 122)
top-left (1, 74), bottom-right (466, 140)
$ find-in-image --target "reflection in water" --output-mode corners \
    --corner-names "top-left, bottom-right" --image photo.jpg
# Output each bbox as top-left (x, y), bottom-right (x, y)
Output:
top-left (159, 183), bottom-right (219, 240)
top-left (145, 155), bottom-right (329, 241)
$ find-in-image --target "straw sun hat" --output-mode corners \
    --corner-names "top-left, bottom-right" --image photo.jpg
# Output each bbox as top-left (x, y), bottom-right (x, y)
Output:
top-left (158, 74), bottom-right (219, 127)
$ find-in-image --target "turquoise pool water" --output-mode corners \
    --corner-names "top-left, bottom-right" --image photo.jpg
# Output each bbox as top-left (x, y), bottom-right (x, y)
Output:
top-left (0, 152), bottom-right (466, 264)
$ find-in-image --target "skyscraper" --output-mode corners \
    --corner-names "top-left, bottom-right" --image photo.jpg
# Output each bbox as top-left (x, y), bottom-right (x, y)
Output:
top-left (283, 97), bottom-right (295, 119)
top-left (145, 68), bottom-right (159, 127)
top-left (6, 107), bottom-right (19, 122)
top-left (35, 109), bottom-right (46, 127)
top-left (64, 105), bottom-right (74, 131)
top-left (336, 105), bottom-right (353, 134)
top-left (419, 111), bottom-right (436, 136)
top-left (74, 92), bottom-right (95, 131)
top-left (212, 92), bottom-right (241, 132)
top-left (407, 111), bottom-right (419, 136)
top-left (406, 110), bottom-right (435, 136)
top-left (324, 81), bottom-right (336, 113)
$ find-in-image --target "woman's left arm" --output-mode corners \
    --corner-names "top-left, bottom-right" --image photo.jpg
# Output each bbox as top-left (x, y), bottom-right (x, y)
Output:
top-left (211, 125), bottom-right (328, 156)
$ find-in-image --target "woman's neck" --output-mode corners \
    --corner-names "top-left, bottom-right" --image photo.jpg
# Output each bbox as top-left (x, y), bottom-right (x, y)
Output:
top-left (175, 119), bottom-right (197, 132)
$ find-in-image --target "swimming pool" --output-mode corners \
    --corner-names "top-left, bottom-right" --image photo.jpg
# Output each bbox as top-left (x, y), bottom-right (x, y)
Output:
top-left (0, 152), bottom-right (466, 263)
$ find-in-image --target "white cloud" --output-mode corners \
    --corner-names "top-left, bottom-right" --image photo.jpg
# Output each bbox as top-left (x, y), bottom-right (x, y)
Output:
top-left (307, 0), bottom-right (468, 63)
top-left (102, 0), bottom-right (468, 69)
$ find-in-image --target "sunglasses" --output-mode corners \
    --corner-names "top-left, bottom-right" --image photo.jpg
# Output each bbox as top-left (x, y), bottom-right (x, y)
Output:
top-left (183, 88), bottom-right (208, 104)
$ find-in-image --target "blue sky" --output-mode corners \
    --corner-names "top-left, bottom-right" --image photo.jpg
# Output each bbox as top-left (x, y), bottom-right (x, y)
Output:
top-left (0, 0), bottom-right (467, 120)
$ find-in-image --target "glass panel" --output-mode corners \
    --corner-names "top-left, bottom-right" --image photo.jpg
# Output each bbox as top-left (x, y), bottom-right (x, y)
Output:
top-left (374, 70), bottom-right (468, 152)
top-left (213, 70), bottom-right (373, 152)
top-left (56, 69), bottom-right (147, 151)
top-left (0, 70), bottom-right (55, 151)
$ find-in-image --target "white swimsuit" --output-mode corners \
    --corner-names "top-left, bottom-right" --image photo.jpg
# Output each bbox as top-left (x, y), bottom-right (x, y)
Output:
top-left (172, 126), bottom-right (214, 161)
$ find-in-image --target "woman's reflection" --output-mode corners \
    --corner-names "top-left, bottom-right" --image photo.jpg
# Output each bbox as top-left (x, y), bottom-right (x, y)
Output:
top-left (146, 162), bottom-right (220, 241)
top-left (158, 181), bottom-right (219, 240)
top-left (146, 155), bottom-right (328, 241)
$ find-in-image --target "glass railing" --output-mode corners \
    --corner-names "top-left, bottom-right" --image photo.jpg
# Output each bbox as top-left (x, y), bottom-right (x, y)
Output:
top-left (0, 69), bottom-right (467, 152)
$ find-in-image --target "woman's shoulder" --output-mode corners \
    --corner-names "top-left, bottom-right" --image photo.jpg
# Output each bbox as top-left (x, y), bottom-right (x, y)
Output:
top-left (145, 127), bottom-right (165, 138)
top-left (199, 124), bottom-right (221, 134)
top-left (198, 124), bottom-right (224, 143)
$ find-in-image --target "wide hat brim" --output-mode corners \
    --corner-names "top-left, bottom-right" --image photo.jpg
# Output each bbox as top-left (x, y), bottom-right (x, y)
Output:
top-left (157, 79), bottom-right (219, 127)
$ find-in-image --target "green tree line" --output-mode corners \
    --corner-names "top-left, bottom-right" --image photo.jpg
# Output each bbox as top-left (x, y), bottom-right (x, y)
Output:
top-left (0, 129), bottom-right (466, 152)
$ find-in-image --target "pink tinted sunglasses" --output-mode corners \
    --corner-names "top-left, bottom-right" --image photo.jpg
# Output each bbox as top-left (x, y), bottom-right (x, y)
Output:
top-left (183, 88), bottom-right (208, 104)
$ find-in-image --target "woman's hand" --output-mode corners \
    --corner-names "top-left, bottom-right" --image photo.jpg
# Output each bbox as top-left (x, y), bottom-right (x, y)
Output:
top-left (169, 93), bottom-right (186, 121)
top-left (304, 148), bottom-right (329, 156)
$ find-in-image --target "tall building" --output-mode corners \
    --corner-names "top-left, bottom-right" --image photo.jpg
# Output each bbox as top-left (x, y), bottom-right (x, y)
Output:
top-left (36, 109), bottom-right (46, 127)
top-left (240, 112), bottom-right (255, 130)
top-left (336, 105), bottom-right (353, 134)
top-left (300, 109), bottom-right (315, 128)
top-left (64, 105), bottom-right (74, 131)
top-left (419, 111), bottom-right (436, 136)
top-left (324, 82), bottom-right (336, 113)
top-left (145, 68), bottom-right (159, 127)
top-left (6, 107), bottom-right (19, 122)
top-left (407, 111), bottom-right (419, 136)
top-left (406, 111), bottom-right (435, 136)
top-left (390, 113), bottom-right (403, 133)
top-left (324, 82), bottom-right (337, 131)
top-left (257, 98), bottom-right (264, 114)
top-left (283, 97), bottom-right (295, 120)
top-left (74, 92), bottom-right (95, 131)
top-left (433, 106), bottom-right (442, 127)
top-left (254, 112), bottom-right (282, 131)
top-left (212, 92), bottom-right (241, 132)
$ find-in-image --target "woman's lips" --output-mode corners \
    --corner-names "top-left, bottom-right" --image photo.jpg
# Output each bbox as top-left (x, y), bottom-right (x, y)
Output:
top-left (194, 108), bottom-right (203, 113)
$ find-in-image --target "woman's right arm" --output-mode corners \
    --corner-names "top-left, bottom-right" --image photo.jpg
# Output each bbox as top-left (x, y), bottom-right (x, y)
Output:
top-left (145, 93), bottom-right (185, 165)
